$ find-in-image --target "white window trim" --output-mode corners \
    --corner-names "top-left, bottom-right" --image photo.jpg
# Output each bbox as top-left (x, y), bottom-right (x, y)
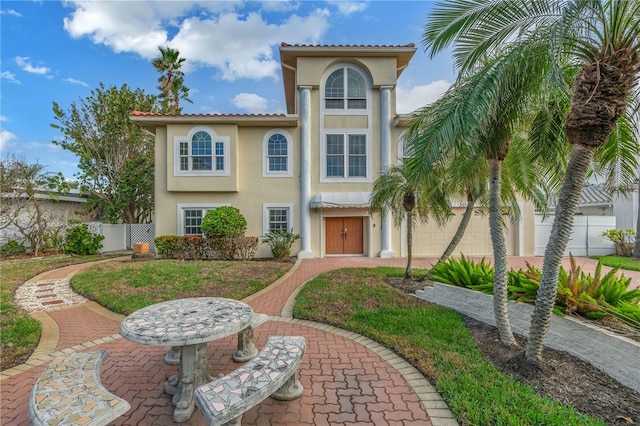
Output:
top-left (174, 125), bottom-right (230, 177)
top-left (320, 129), bottom-right (372, 183)
top-left (176, 203), bottom-right (229, 236)
top-left (262, 129), bottom-right (293, 178)
top-left (262, 203), bottom-right (295, 236)
top-left (397, 130), bottom-right (410, 165)
top-left (321, 63), bottom-right (371, 116)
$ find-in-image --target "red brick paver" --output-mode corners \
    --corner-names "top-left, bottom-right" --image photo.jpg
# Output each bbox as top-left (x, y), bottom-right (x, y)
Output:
top-left (4, 254), bottom-right (634, 425)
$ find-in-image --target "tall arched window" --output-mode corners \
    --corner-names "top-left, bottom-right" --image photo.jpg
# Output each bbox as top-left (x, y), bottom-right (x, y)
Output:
top-left (262, 129), bottom-right (292, 177)
top-left (324, 66), bottom-right (367, 110)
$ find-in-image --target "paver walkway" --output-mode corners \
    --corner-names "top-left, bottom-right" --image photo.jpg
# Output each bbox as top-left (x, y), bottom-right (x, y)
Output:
top-left (1, 255), bottom-right (637, 425)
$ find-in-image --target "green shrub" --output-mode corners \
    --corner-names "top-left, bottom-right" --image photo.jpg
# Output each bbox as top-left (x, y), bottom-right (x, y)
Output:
top-left (429, 255), bottom-right (494, 288)
top-left (154, 235), bottom-right (178, 256)
top-left (201, 206), bottom-right (247, 239)
top-left (1, 239), bottom-right (27, 257)
top-left (601, 228), bottom-right (636, 257)
top-left (64, 222), bottom-right (105, 255)
top-left (262, 229), bottom-right (301, 259)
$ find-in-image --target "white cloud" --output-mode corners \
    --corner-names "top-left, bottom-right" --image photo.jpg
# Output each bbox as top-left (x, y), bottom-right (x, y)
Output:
top-left (15, 56), bottom-right (50, 75)
top-left (62, 1), bottom-right (329, 81)
top-left (1, 70), bottom-right (21, 84)
top-left (1, 9), bottom-right (22, 17)
top-left (0, 130), bottom-right (17, 152)
top-left (396, 80), bottom-right (452, 114)
top-left (0, 116), bottom-right (7, 122)
top-left (64, 77), bottom-right (88, 87)
top-left (231, 93), bottom-right (269, 113)
top-left (259, 1), bottom-right (300, 12)
top-left (327, 1), bottom-right (368, 15)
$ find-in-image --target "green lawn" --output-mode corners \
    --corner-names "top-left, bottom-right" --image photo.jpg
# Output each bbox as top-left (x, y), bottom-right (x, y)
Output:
top-left (294, 267), bottom-right (605, 426)
top-left (0, 254), bottom-right (118, 370)
top-left (594, 255), bottom-right (640, 271)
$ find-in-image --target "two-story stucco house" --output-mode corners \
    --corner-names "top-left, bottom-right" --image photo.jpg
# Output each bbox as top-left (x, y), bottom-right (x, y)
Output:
top-left (131, 43), bottom-right (535, 259)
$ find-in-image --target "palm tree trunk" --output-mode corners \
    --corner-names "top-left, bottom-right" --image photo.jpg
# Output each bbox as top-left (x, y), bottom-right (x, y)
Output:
top-left (525, 144), bottom-right (594, 362)
top-left (405, 210), bottom-right (413, 280)
top-left (489, 159), bottom-right (517, 346)
top-left (634, 178), bottom-right (640, 259)
top-left (439, 189), bottom-right (475, 262)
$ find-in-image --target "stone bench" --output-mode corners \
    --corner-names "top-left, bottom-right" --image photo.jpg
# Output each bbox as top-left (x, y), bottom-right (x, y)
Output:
top-left (194, 336), bottom-right (306, 426)
top-left (28, 350), bottom-right (131, 426)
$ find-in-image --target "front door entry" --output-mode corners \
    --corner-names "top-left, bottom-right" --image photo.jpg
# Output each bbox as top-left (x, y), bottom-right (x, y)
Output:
top-left (325, 217), bottom-right (363, 255)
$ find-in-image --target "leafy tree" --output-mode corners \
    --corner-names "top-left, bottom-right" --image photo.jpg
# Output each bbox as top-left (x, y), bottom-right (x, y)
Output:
top-left (152, 46), bottom-right (191, 114)
top-left (0, 156), bottom-right (73, 256)
top-left (423, 0), bottom-right (640, 363)
top-left (51, 83), bottom-right (158, 224)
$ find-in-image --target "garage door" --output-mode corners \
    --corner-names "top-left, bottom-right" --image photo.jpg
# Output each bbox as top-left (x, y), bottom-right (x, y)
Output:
top-left (412, 208), bottom-right (514, 257)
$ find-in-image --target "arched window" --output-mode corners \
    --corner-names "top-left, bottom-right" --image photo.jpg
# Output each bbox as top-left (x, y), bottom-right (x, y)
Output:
top-left (324, 66), bottom-right (367, 110)
top-left (175, 126), bottom-right (229, 175)
top-left (263, 130), bottom-right (292, 177)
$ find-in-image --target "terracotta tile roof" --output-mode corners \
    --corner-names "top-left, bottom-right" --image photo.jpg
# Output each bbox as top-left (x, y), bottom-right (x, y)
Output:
top-left (280, 42), bottom-right (415, 49)
top-left (130, 111), bottom-right (288, 118)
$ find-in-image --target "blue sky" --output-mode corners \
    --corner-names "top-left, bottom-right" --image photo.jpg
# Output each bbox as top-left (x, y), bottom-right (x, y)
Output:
top-left (1, 1), bottom-right (455, 179)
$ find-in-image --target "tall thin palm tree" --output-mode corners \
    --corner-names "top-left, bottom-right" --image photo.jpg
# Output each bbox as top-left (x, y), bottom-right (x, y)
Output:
top-left (370, 163), bottom-right (449, 279)
top-left (423, 0), bottom-right (640, 362)
top-left (152, 46), bottom-right (192, 114)
top-left (407, 51), bottom-right (549, 346)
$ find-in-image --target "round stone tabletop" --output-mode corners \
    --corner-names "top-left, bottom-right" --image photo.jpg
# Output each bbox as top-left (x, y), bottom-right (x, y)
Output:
top-left (120, 297), bottom-right (253, 346)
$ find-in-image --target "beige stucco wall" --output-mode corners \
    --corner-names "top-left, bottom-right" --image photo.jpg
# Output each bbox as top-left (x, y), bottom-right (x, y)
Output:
top-left (154, 124), bottom-right (301, 258)
top-left (297, 57), bottom-right (398, 89)
top-left (150, 48), bottom-right (537, 259)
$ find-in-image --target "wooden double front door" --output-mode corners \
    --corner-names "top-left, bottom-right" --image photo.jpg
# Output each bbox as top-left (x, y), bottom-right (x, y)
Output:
top-left (325, 217), bottom-right (364, 255)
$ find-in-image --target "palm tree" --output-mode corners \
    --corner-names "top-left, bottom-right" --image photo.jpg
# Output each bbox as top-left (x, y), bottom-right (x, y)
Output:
top-left (423, 0), bottom-right (640, 362)
top-left (370, 163), bottom-right (449, 279)
top-left (152, 46), bottom-right (192, 114)
top-left (406, 56), bottom-right (549, 346)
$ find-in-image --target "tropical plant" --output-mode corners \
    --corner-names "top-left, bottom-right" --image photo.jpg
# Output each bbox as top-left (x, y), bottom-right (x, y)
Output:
top-left (152, 46), bottom-right (191, 113)
top-left (64, 221), bottom-right (104, 255)
top-left (601, 228), bottom-right (636, 257)
top-left (423, 0), bottom-right (640, 363)
top-left (370, 163), bottom-right (449, 279)
top-left (262, 229), bottom-right (300, 259)
top-left (429, 255), bottom-right (494, 289)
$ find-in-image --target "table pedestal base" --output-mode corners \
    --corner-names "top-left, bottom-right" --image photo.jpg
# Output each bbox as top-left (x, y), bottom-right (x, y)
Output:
top-left (164, 343), bottom-right (212, 423)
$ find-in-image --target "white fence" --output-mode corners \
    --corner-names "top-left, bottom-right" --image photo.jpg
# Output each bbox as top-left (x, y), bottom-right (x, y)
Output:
top-left (534, 215), bottom-right (616, 257)
top-left (88, 223), bottom-right (155, 253)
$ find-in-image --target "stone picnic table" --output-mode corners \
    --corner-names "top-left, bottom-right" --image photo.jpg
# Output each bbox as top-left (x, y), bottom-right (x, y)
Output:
top-left (119, 297), bottom-right (254, 423)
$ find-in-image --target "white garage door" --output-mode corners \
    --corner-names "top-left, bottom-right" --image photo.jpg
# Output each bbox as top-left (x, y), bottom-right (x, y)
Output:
top-left (412, 207), bottom-right (516, 257)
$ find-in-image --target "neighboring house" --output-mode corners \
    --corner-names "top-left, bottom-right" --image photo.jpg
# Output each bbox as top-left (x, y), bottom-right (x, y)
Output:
top-left (547, 184), bottom-right (638, 228)
top-left (0, 188), bottom-right (91, 247)
top-left (131, 43), bottom-right (535, 259)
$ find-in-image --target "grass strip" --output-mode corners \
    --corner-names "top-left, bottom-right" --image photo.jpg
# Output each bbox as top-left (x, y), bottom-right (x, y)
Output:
top-left (594, 255), bottom-right (640, 271)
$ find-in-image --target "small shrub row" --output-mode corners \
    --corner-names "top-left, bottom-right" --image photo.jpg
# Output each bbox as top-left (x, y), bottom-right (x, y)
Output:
top-left (154, 235), bottom-right (259, 261)
top-left (430, 254), bottom-right (640, 330)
